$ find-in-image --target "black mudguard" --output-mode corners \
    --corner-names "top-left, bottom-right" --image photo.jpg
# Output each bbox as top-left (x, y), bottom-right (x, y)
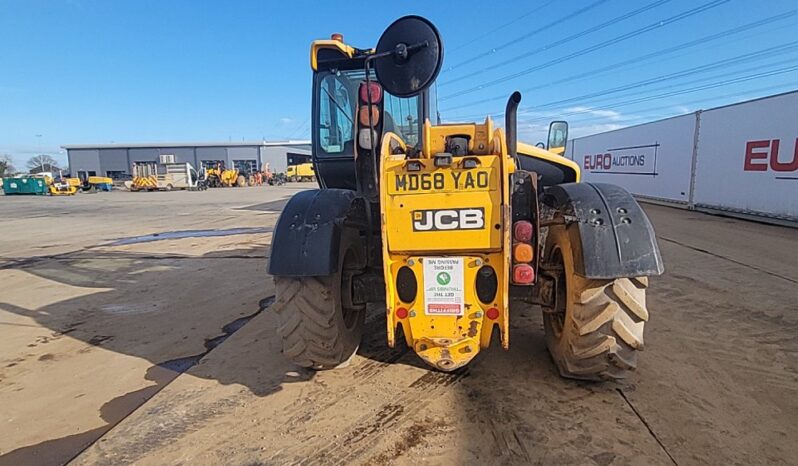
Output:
top-left (268, 189), bottom-right (366, 277)
top-left (543, 182), bottom-right (664, 279)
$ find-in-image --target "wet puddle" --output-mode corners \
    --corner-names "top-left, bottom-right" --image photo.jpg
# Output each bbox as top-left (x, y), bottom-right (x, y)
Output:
top-left (107, 227), bottom-right (272, 246)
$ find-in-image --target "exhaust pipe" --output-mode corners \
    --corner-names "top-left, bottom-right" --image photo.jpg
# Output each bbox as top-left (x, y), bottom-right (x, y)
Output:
top-left (505, 91), bottom-right (522, 159)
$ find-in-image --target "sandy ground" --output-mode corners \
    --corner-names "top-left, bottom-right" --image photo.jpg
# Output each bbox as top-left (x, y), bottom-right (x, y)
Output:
top-left (0, 187), bottom-right (796, 466)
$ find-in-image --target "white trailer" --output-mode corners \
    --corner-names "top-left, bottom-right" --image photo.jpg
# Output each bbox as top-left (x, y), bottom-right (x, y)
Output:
top-left (566, 90), bottom-right (798, 225)
top-left (567, 113), bottom-right (697, 206)
top-left (131, 157), bottom-right (206, 191)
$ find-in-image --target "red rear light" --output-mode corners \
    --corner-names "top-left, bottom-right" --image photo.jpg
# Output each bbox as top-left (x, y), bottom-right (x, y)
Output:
top-left (513, 221), bottom-right (533, 242)
top-left (359, 82), bottom-right (383, 104)
top-left (486, 307), bottom-right (500, 320)
top-left (513, 264), bottom-right (535, 284)
top-left (396, 307), bottom-right (408, 319)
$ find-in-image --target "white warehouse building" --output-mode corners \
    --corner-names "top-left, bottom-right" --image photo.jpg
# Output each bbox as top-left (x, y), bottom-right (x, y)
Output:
top-left (62, 140), bottom-right (311, 180)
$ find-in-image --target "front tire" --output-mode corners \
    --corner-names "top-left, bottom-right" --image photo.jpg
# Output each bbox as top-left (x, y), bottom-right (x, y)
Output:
top-left (542, 226), bottom-right (649, 381)
top-left (273, 230), bottom-right (366, 369)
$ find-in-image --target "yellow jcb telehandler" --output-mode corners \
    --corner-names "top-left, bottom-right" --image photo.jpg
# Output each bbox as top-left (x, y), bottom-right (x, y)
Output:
top-left (268, 17), bottom-right (663, 380)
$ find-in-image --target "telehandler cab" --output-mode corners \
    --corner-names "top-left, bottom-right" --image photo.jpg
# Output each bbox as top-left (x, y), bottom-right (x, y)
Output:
top-left (269, 16), bottom-right (664, 380)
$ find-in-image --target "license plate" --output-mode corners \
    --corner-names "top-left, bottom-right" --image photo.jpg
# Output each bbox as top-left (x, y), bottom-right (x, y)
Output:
top-left (423, 257), bottom-right (465, 316)
top-left (391, 170), bottom-right (492, 193)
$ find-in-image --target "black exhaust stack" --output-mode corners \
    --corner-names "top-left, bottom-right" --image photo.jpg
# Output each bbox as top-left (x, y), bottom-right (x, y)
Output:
top-left (505, 91), bottom-right (522, 160)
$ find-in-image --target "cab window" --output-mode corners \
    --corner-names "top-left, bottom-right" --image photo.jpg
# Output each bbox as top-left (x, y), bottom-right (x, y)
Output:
top-left (384, 94), bottom-right (420, 147)
top-left (318, 74), bottom-right (355, 154)
top-left (315, 69), bottom-right (422, 156)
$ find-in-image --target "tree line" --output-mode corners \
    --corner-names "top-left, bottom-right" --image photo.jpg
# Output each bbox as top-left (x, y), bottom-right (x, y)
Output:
top-left (0, 154), bottom-right (64, 177)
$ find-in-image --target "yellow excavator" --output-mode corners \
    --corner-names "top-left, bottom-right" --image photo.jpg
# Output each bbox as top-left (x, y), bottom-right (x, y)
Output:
top-left (268, 17), bottom-right (663, 380)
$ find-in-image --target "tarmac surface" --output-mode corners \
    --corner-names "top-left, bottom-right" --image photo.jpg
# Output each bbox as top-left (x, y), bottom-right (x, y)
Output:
top-left (0, 186), bottom-right (796, 465)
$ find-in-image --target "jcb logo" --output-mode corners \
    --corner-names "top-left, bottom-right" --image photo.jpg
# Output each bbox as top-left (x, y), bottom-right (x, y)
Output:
top-left (412, 208), bottom-right (485, 231)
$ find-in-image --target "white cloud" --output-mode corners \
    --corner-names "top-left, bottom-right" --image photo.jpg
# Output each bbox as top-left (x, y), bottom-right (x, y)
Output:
top-left (278, 117), bottom-right (294, 125)
top-left (563, 106), bottom-right (622, 121)
top-left (568, 123), bottom-right (625, 139)
top-left (448, 105), bottom-right (633, 146)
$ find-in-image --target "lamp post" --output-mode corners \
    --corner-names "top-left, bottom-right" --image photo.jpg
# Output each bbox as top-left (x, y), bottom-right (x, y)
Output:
top-left (35, 134), bottom-right (43, 171)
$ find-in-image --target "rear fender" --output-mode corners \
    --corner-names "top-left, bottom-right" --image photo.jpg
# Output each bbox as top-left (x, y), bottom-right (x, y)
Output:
top-left (268, 189), bottom-right (367, 277)
top-left (543, 183), bottom-right (664, 279)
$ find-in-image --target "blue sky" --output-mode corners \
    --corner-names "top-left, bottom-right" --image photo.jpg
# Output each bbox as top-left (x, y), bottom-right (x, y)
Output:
top-left (2, 0), bottom-right (797, 169)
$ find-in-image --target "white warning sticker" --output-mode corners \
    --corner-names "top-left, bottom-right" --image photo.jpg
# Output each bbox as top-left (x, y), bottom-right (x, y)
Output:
top-left (423, 257), bottom-right (464, 316)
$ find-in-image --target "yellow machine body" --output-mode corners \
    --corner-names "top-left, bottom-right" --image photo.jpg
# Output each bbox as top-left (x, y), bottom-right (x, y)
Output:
top-left (206, 167), bottom-right (240, 187)
top-left (286, 163), bottom-right (315, 181)
top-left (379, 119), bottom-right (515, 370)
top-left (87, 176), bottom-right (112, 185)
top-left (49, 180), bottom-right (78, 195)
top-left (132, 175), bottom-right (158, 190)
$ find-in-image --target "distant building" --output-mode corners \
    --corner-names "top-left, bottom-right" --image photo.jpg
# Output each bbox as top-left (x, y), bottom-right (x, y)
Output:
top-left (61, 140), bottom-right (311, 180)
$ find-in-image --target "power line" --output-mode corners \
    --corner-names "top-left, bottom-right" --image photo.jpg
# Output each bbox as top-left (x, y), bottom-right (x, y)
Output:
top-left (287, 117), bottom-right (311, 139)
top-left (446, 0), bottom-right (558, 55)
top-left (514, 57), bottom-right (798, 126)
top-left (440, 10), bottom-right (798, 113)
top-left (562, 81), bottom-right (798, 127)
top-left (548, 65), bottom-right (798, 122)
top-left (569, 65), bottom-right (798, 111)
top-left (444, 44), bottom-right (798, 121)
top-left (516, 85), bottom-right (798, 146)
top-left (441, 0), bottom-right (673, 86)
top-left (440, 0), bottom-right (731, 101)
top-left (519, 41), bottom-right (798, 112)
top-left (444, 0), bottom-right (610, 73)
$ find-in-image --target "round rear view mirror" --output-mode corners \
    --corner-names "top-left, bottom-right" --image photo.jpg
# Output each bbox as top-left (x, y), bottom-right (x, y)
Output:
top-left (374, 15), bottom-right (444, 98)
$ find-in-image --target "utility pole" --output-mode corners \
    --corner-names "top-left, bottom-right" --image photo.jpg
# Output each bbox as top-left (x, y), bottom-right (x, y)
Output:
top-left (35, 134), bottom-right (43, 171)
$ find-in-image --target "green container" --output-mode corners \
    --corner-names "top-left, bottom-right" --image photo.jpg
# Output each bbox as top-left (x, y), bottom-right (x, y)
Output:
top-left (2, 177), bottom-right (49, 195)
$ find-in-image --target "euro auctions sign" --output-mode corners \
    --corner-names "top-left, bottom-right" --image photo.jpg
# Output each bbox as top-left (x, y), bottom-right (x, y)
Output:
top-left (743, 138), bottom-right (798, 174)
top-left (582, 143), bottom-right (659, 175)
top-left (693, 91), bottom-right (798, 220)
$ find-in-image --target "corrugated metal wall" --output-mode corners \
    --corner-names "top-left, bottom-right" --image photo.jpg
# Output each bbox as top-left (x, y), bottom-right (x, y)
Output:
top-left (68, 150), bottom-right (101, 175)
top-left (261, 145), bottom-right (311, 173)
top-left (69, 144), bottom-right (311, 177)
top-left (163, 148), bottom-right (195, 166)
top-left (98, 149), bottom-right (128, 174)
top-left (195, 147), bottom-right (227, 168)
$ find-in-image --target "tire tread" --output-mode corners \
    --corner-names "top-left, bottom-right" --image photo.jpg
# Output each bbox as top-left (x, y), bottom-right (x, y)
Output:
top-left (544, 228), bottom-right (651, 382)
top-left (274, 275), bottom-right (360, 369)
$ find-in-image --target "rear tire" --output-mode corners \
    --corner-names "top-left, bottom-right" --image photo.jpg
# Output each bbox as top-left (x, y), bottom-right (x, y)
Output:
top-left (542, 226), bottom-right (649, 381)
top-left (273, 229), bottom-right (366, 369)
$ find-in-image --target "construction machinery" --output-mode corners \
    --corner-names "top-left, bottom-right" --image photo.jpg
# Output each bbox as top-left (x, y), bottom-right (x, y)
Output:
top-left (79, 176), bottom-right (114, 192)
top-left (205, 163), bottom-right (242, 188)
top-left (286, 162), bottom-right (316, 182)
top-left (131, 157), bottom-right (207, 191)
top-left (49, 173), bottom-right (80, 195)
top-left (268, 17), bottom-right (663, 380)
